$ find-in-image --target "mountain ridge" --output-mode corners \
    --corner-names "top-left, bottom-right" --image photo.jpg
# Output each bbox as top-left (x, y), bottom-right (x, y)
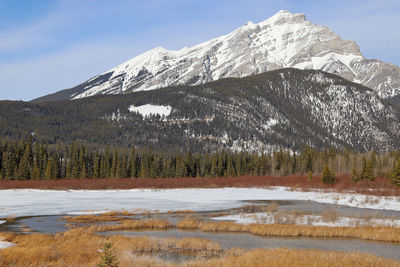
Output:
top-left (33, 10), bottom-right (400, 102)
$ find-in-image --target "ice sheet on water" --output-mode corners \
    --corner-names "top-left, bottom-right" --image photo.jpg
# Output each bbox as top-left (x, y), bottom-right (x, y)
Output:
top-left (0, 187), bottom-right (399, 218)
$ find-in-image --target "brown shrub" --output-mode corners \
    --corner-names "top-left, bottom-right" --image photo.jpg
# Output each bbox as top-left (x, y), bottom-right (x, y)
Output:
top-left (321, 208), bottom-right (339, 223)
top-left (0, 175), bottom-right (399, 197)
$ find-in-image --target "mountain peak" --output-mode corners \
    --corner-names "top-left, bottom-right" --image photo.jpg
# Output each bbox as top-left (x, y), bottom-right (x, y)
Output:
top-left (260, 10), bottom-right (306, 26)
top-left (35, 10), bottom-right (400, 102)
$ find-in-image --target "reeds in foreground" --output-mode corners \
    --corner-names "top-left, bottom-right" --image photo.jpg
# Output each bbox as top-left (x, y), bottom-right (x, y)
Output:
top-left (0, 230), bottom-right (398, 267)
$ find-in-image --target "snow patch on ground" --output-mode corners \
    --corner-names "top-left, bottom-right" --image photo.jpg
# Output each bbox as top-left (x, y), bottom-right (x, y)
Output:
top-left (0, 187), bottom-right (399, 218)
top-left (128, 104), bottom-right (171, 118)
top-left (0, 238), bottom-right (15, 249)
top-left (262, 118), bottom-right (278, 130)
top-left (0, 220), bottom-right (6, 225)
top-left (214, 213), bottom-right (400, 227)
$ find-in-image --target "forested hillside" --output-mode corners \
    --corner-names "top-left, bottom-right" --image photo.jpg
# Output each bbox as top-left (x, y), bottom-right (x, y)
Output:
top-left (1, 69), bottom-right (400, 152)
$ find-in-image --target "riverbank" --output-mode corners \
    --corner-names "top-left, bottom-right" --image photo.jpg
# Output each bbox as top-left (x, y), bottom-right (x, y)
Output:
top-left (0, 175), bottom-right (399, 196)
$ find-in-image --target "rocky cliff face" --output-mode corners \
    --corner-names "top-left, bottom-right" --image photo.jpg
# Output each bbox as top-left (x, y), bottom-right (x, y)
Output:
top-left (34, 10), bottom-right (400, 102)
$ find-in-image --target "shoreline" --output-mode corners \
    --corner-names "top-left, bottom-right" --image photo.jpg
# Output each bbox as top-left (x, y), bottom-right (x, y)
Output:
top-left (0, 175), bottom-right (398, 196)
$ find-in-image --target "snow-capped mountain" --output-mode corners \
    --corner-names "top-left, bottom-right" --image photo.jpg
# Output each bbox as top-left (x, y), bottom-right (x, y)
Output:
top-left (35, 10), bottom-right (400, 102)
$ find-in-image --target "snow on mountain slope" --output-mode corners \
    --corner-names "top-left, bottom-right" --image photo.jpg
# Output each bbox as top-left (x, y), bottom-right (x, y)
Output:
top-left (128, 104), bottom-right (171, 117)
top-left (38, 10), bottom-right (399, 102)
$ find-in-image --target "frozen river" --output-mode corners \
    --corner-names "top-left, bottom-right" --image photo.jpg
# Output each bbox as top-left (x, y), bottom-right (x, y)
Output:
top-left (1, 187), bottom-right (400, 218)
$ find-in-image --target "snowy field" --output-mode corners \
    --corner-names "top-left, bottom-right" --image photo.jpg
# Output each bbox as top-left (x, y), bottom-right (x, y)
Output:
top-left (0, 187), bottom-right (399, 218)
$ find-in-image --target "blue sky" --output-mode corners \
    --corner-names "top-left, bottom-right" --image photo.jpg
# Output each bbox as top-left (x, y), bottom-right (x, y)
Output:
top-left (0, 0), bottom-right (399, 101)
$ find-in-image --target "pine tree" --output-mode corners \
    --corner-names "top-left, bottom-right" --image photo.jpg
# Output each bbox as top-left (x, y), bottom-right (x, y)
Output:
top-left (66, 160), bottom-right (73, 178)
top-left (365, 158), bottom-right (375, 181)
top-left (17, 156), bottom-right (31, 180)
top-left (129, 148), bottom-right (137, 178)
top-left (104, 146), bottom-right (111, 178)
top-left (98, 237), bottom-right (119, 267)
top-left (117, 155), bottom-right (128, 178)
top-left (390, 160), bottom-right (400, 186)
top-left (51, 155), bottom-right (61, 179)
top-left (307, 171), bottom-right (313, 182)
top-left (129, 156), bottom-right (137, 178)
top-left (210, 153), bottom-right (218, 177)
top-left (80, 163), bottom-right (88, 179)
top-left (360, 157), bottom-right (375, 181)
top-left (71, 144), bottom-right (80, 178)
top-left (111, 149), bottom-right (119, 178)
top-left (100, 157), bottom-right (106, 178)
top-left (322, 164), bottom-right (336, 185)
top-left (93, 151), bottom-right (100, 178)
top-left (360, 156), bottom-right (367, 180)
top-left (275, 150), bottom-right (283, 171)
top-left (185, 151), bottom-right (193, 177)
top-left (31, 160), bottom-right (41, 180)
top-left (351, 162), bottom-right (360, 183)
top-left (305, 147), bottom-right (313, 173)
top-left (291, 152), bottom-right (297, 174)
top-left (2, 151), bottom-right (17, 180)
top-left (227, 156), bottom-right (236, 177)
top-left (176, 155), bottom-right (186, 177)
top-left (217, 151), bottom-right (225, 177)
top-left (45, 160), bottom-right (52, 180)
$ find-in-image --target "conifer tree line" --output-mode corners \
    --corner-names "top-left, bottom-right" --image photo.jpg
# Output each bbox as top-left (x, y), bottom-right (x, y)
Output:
top-left (0, 137), bottom-right (400, 185)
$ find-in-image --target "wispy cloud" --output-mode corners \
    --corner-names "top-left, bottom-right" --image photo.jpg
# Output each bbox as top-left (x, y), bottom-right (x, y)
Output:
top-left (0, 38), bottom-right (149, 100)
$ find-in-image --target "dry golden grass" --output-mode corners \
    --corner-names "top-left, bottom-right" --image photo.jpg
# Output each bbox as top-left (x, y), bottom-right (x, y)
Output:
top-left (185, 248), bottom-right (400, 267)
top-left (0, 229), bottom-right (220, 267)
top-left (4, 216), bottom-right (16, 222)
top-left (63, 209), bottom-right (198, 225)
top-left (63, 214), bottom-right (124, 223)
top-left (176, 219), bottom-right (400, 243)
top-left (208, 212), bottom-right (230, 217)
top-left (89, 219), bottom-right (173, 232)
top-left (102, 210), bottom-right (136, 216)
top-left (86, 217), bottom-right (400, 243)
top-left (177, 218), bottom-right (200, 229)
top-left (246, 223), bottom-right (400, 242)
top-left (168, 210), bottom-right (195, 214)
top-left (0, 230), bottom-right (398, 267)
